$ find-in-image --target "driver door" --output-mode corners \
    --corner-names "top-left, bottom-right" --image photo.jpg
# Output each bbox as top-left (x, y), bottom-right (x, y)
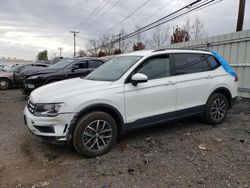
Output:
top-left (66, 61), bottom-right (91, 78)
top-left (124, 54), bottom-right (177, 126)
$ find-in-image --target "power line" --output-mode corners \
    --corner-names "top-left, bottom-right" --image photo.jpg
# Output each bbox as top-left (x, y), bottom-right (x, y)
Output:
top-left (87, 0), bottom-right (122, 26)
top-left (139, 0), bottom-right (172, 25)
top-left (97, 0), bottom-right (204, 48)
top-left (103, 0), bottom-right (152, 34)
top-left (84, 0), bottom-right (114, 25)
top-left (74, 0), bottom-right (109, 29)
top-left (115, 0), bottom-right (218, 42)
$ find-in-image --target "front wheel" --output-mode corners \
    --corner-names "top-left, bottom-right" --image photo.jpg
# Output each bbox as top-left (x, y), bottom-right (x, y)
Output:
top-left (73, 111), bottom-right (118, 157)
top-left (204, 93), bottom-right (228, 125)
top-left (0, 78), bottom-right (11, 90)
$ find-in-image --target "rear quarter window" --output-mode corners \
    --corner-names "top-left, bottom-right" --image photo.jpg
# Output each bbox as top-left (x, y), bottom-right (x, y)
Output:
top-left (205, 55), bottom-right (221, 70)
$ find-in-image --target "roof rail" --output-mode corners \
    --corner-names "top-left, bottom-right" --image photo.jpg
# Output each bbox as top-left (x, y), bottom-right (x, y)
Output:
top-left (152, 47), bottom-right (210, 52)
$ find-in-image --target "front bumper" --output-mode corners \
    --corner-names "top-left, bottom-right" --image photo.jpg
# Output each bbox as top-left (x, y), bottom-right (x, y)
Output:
top-left (24, 106), bottom-right (75, 140)
top-left (22, 82), bottom-right (39, 95)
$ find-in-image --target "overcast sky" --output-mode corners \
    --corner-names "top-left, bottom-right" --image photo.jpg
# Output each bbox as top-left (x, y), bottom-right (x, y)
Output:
top-left (0, 0), bottom-right (249, 60)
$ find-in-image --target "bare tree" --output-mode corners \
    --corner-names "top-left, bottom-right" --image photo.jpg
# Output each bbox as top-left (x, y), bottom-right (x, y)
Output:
top-left (132, 25), bottom-right (147, 45)
top-left (192, 17), bottom-right (207, 39)
top-left (99, 33), bottom-right (116, 55)
top-left (150, 26), bottom-right (170, 48)
top-left (182, 18), bottom-right (192, 34)
top-left (182, 16), bottom-right (206, 40)
top-left (87, 39), bottom-right (100, 57)
top-left (77, 49), bottom-right (88, 57)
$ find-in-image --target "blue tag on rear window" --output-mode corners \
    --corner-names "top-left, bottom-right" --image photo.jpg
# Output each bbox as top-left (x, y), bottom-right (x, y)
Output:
top-left (210, 50), bottom-right (237, 77)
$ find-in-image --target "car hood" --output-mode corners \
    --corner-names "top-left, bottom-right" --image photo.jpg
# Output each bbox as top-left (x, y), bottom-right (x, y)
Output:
top-left (21, 67), bottom-right (57, 76)
top-left (30, 78), bottom-right (113, 103)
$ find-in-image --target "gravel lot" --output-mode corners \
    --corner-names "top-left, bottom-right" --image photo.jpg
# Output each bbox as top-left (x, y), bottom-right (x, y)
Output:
top-left (0, 89), bottom-right (250, 188)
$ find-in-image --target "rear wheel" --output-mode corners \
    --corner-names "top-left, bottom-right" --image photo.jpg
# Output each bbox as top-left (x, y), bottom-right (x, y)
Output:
top-left (204, 93), bottom-right (228, 125)
top-left (0, 78), bottom-right (11, 90)
top-left (73, 111), bottom-right (118, 157)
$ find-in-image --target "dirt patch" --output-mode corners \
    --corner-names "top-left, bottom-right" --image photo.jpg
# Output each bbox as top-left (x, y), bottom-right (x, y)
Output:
top-left (0, 89), bottom-right (250, 187)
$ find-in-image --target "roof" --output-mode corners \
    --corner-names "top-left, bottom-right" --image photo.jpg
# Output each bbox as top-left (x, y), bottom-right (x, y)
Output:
top-left (120, 48), bottom-right (212, 57)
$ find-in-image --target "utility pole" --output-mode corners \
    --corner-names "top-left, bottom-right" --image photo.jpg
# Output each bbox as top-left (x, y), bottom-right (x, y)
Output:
top-left (58, 47), bottom-right (63, 57)
top-left (117, 33), bottom-right (122, 49)
top-left (70, 31), bottom-right (79, 58)
top-left (236, 0), bottom-right (245, 32)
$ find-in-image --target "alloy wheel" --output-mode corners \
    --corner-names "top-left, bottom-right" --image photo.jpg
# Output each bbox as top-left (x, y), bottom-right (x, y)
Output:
top-left (211, 98), bottom-right (226, 121)
top-left (82, 120), bottom-right (112, 151)
top-left (0, 80), bottom-right (9, 89)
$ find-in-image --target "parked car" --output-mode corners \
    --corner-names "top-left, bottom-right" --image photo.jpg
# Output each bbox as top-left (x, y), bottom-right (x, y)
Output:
top-left (13, 63), bottom-right (49, 85)
top-left (24, 49), bottom-right (238, 157)
top-left (21, 57), bottom-right (107, 95)
top-left (0, 68), bottom-right (14, 90)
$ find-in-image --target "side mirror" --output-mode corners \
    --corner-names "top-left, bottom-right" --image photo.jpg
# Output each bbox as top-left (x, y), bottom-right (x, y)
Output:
top-left (131, 73), bottom-right (148, 86)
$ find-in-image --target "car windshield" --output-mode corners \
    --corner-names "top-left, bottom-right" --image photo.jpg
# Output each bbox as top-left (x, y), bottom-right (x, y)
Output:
top-left (0, 65), bottom-right (12, 72)
top-left (50, 59), bottom-right (73, 69)
top-left (86, 56), bottom-right (142, 81)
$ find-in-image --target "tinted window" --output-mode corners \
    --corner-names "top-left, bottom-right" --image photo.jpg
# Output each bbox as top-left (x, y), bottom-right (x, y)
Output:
top-left (173, 53), bottom-right (203, 75)
top-left (205, 55), bottom-right (220, 70)
top-left (51, 59), bottom-right (73, 69)
top-left (136, 55), bottom-right (171, 80)
top-left (89, 60), bottom-right (103, 68)
top-left (201, 55), bottom-right (210, 71)
top-left (74, 61), bottom-right (88, 69)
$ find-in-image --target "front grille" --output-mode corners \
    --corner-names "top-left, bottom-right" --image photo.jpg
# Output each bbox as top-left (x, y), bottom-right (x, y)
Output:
top-left (27, 101), bottom-right (36, 114)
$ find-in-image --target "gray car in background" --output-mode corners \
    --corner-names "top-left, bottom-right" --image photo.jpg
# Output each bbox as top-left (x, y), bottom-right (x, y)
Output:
top-left (0, 69), bottom-right (14, 90)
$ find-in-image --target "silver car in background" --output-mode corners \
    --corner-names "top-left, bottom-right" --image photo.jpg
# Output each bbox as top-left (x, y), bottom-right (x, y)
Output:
top-left (0, 68), bottom-right (14, 90)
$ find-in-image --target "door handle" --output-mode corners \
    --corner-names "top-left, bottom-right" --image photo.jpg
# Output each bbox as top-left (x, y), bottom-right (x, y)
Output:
top-left (206, 75), bottom-right (214, 79)
top-left (165, 81), bottom-right (175, 86)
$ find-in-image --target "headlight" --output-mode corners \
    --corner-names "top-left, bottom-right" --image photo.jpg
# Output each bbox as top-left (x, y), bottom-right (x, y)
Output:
top-left (34, 103), bottom-right (63, 117)
top-left (28, 75), bottom-right (40, 80)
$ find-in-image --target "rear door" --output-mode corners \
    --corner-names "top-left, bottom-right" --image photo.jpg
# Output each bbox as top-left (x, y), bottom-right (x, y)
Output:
top-left (172, 53), bottom-right (216, 111)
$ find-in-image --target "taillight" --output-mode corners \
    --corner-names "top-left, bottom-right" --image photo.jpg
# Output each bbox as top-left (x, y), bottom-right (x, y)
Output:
top-left (235, 74), bottom-right (238, 82)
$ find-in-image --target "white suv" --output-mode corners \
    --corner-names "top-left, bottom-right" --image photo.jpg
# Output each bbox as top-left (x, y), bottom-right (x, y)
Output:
top-left (24, 49), bottom-right (238, 157)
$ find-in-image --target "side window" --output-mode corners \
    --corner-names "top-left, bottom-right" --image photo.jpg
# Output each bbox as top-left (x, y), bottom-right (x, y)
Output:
top-left (136, 55), bottom-right (171, 80)
top-left (205, 55), bottom-right (220, 70)
top-left (89, 60), bottom-right (103, 68)
top-left (173, 53), bottom-right (203, 75)
top-left (74, 61), bottom-right (88, 69)
top-left (201, 55), bottom-right (210, 71)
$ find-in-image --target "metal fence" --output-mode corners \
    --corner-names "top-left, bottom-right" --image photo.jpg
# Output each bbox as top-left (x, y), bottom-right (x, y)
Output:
top-left (166, 29), bottom-right (250, 98)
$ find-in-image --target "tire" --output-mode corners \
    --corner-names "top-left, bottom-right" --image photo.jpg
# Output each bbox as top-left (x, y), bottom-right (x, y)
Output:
top-left (73, 111), bottom-right (118, 157)
top-left (0, 78), bottom-right (11, 90)
top-left (204, 93), bottom-right (229, 125)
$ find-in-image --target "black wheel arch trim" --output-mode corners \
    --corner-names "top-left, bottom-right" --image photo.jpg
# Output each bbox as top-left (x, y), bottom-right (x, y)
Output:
top-left (207, 87), bottom-right (233, 108)
top-left (67, 103), bottom-right (125, 141)
top-left (0, 77), bottom-right (12, 84)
